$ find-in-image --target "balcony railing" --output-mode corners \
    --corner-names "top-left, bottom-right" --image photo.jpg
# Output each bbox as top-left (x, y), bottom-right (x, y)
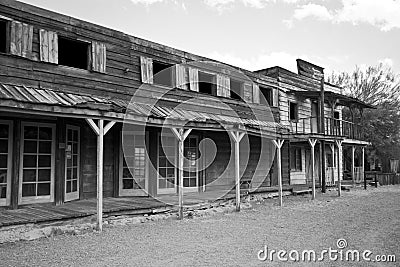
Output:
top-left (290, 116), bottom-right (363, 140)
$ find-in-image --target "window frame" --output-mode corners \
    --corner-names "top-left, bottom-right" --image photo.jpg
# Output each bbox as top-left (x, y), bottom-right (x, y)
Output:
top-left (0, 120), bottom-right (13, 206)
top-left (198, 70), bottom-right (217, 96)
top-left (260, 86), bottom-right (273, 106)
top-left (152, 60), bottom-right (174, 88)
top-left (57, 36), bottom-right (91, 70)
top-left (230, 78), bottom-right (243, 101)
top-left (289, 101), bottom-right (299, 121)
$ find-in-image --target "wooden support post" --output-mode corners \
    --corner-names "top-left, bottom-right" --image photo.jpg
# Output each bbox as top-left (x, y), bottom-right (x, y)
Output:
top-left (321, 140), bottom-right (326, 193)
top-left (308, 139), bottom-right (317, 200)
top-left (97, 120), bottom-right (104, 232)
top-left (362, 147), bottom-right (366, 190)
top-left (335, 140), bottom-right (343, 196)
top-left (85, 118), bottom-right (116, 231)
top-left (330, 143), bottom-right (335, 186)
top-left (172, 128), bottom-right (192, 220)
top-left (351, 146), bottom-right (356, 188)
top-left (272, 139), bottom-right (285, 206)
top-left (229, 131), bottom-right (245, 211)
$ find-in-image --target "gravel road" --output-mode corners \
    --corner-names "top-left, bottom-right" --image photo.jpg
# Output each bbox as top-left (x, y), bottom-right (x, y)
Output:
top-left (0, 186), bottom-right (399, 267)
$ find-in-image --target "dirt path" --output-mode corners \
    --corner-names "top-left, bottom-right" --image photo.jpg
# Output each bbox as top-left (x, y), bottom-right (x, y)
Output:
top-left (0, 186), bottom-right (399, 267)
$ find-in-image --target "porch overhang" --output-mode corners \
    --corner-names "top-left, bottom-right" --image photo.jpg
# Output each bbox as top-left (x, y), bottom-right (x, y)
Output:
top-left (290, 90), bottom-right (375, 110)
top-left (0, 83), bottom-right (288, 137)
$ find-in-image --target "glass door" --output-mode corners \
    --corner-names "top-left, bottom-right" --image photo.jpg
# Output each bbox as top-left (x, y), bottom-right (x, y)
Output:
top-left (19, 123), bottom-right (55, 204)
top-left (183, 136), bottom-right (199, 192)
top-left (65, 125), bottom-right (80, 202)
top-left (157, 134), bottom-right (177, 194)
top-left (0, 121), bottom-right (12, 206)
top-left (120, 132), bottom-right (148, 196)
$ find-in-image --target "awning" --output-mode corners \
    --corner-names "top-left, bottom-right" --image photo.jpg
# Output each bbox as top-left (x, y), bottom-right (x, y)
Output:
top-left (0, 83), bottom-right (289, 135)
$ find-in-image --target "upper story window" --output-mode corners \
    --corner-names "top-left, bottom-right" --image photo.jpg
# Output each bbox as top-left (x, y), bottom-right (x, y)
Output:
top-left (230, 79), bottom-right (243, 100)
top-left (153, 61), bottom-right (173, 87)
top-left (289, 102), bottom-right (298, 121)
top-left (0, 19), bottom-right (7, 53)
top-left (198, 71), bottom-right (216, 96)
top-left (260, 86), bottom-right (272, 106)
top-left (39, 29), bottom-right (106, 73)
top-left (58, 37), bottom-right (89, 70)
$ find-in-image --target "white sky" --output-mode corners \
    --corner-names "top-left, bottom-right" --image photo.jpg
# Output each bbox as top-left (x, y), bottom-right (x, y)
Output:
top-left (19, 0), bottom-right (400, 75)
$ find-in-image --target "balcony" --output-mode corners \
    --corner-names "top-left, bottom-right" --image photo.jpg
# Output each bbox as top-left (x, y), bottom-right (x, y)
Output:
top-left (290, 116), bottom-right (363, 140)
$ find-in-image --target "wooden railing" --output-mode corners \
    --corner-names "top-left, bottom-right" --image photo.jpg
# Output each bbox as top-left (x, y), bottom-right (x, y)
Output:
top-left (291, 116), bottom-right (363, 140)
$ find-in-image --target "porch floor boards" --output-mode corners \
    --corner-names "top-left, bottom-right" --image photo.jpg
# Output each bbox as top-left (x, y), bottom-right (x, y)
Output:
top-left (0, 191), bottom-right (237, 228)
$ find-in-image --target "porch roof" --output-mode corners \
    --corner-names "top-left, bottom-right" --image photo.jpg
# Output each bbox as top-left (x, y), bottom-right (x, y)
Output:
top-left (291, 90), bottom-right (375, 109)
top-left (0, 83), bottom-right (289, 136)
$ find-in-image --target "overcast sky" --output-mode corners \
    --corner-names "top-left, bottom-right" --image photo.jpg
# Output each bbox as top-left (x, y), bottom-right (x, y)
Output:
top-left (19, 0), bottom-right (400, 75)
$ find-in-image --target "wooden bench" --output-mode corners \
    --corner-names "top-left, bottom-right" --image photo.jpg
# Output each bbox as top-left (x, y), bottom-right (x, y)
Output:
top-left (292, 187), bottom-right (312, 196)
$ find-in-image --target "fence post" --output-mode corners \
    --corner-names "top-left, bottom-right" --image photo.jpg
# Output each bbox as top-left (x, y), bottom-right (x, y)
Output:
top-left (375, 172), bottom-right (378, 188)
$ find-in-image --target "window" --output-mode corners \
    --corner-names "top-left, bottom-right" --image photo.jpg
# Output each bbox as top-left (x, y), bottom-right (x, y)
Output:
top-left (260, 86), bottom-right (273, 106)
top-left (289, 102), bottom-right (298, 121)
top-left (58, 37), bottom-right (89, 69)
top-left (290, 147), bottom-right (302, 171)
top-left (153, 61), bottom-right (173, 87)
top-left (230, 79), bottom-right (242, 100)
top-left (0, 20), bottom-right (7, 53)
top-left (198, 71), bottom-right (216, 95)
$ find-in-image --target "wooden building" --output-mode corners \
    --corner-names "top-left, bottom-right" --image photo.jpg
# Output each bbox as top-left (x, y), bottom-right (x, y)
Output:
top-left (0, 1), bottom-right (373, 225)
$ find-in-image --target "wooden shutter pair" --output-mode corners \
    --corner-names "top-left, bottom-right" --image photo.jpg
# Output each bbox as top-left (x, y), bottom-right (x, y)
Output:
top-left (9, 20), bottom-right (33, 59)
top-left (217, 74), bottom-right (230, 97)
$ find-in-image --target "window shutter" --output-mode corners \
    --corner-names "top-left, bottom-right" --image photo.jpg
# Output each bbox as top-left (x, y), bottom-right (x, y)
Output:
top-left (243, 83), bottom-right (253, 102)
top-left (188, 67), bottom-right (199, 92)
top-left (252, 83), bottom-right (260, 104)
top-left (10, 21), bottom-right (33, 58)
top-left (175, 65), bottom-right (187, 90)
top-left (140, 56), bottom-right (153, 84)
top-left (39, 29), bottom-right (58, 64)
top-left (91, 42), bottom-right (106, 73)
top-left (217, 74), bottom-right (230, 97)
top-left (223, 76), bottom-right (230, 97)
top-left (273, 88), bottom-right (279, 107)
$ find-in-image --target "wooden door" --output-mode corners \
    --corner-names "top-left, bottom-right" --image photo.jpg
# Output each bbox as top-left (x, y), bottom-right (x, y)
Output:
top-left (311, 102), bottom-right (319, 133)
top-left (183, 136), bottom-right (199, 193)
top-left (157, 134), bottom-right (177, 195)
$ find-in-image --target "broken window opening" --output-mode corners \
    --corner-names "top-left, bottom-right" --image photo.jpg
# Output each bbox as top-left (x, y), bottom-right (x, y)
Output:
top-left (153, 61), bottom-right (173, 87)
top-left (58, 37), bottom-right (89, 70)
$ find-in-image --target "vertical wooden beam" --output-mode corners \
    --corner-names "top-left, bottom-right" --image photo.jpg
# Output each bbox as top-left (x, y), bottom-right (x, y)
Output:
top-left (85, 118), bottom-right (116, 232)
top-left (321, 140), bottom-right (326, 193)
top-left (336, 140), bottom-right (343, 196)
top-left (330, 143), bottom-right (335, 186)
top-left (362, 146), bottom-right (366, 190)
top-left (308, 139), bottom-right (317, 200)
top-left (172, 128), bottom-right (192, 220)
top-left (272, 139), bottom-right (285, 206)
top-left (351, 145), bottom-right (356, 188)
top-left (55, 117), bottom-right (65, 206)
top-left (11, 119), bottom-right (21, 210)
top-left (97, 119), bottom-right (104, 231)
top-left (229, 131), bottom-right (245, 212)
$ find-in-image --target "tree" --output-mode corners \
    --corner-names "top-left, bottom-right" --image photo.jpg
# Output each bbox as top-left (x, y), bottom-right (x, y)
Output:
top-left (327, 64), bottom-right (400, 172)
